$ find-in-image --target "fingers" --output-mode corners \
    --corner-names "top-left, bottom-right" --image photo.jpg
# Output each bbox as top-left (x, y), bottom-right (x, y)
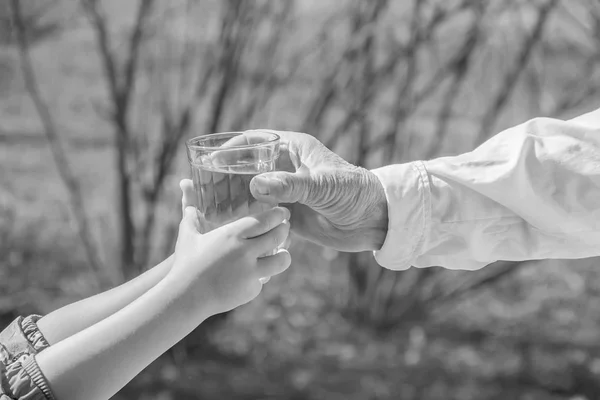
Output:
top-left (180, 179), bottom-right (197, 215)
top-left (244, 129), bottom-right (279, 135)
top-left (258, 235), bottom-right (292, 284)
top-left (281, 234), bottom-right (292, 250)
top-left (249, 221), bottom-right (290, 256)
top-left (223, 131), bottom-right (270, 146)
top-left (256, 249), bottom-right (291, 279)
top-left (210, 131), bottom-right (278, 167)
top-left (221, 135), bottom-right (251, 147)
top-left (234, 206), bottom-right (291, 238)
top-left (250, 170), bottom-right (312, 204)
top-left (179, 206), bottom-right (200, 233)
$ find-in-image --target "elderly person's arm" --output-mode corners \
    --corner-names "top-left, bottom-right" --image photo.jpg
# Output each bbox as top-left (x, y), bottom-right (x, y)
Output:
top-left (373, 107), bottom-right (600, 270)
top-left (248, 107), bottom-right (600, 271)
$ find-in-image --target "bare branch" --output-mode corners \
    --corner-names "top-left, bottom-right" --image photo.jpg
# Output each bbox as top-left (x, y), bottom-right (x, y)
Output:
top-left (81, 0), bottom-right (120, 112)
top-left (231, 0), bottom-right (296, 128)
top-left (547, 3), bottom-right (600, 117)
top-left (324, 0), bottom-right (391, 154)
top-left (205, 0), bottom-right (250, 133)
top-left (136, 97), bottom-right (189, 268)
top-left (379, 0), bottom-right (425, 163)
top-left (379, 0), bottom-right (480, 116)
top-left (122, 0), bottom-right (155, 112)
top-left (550, 78), bottom-right (600, 117)
top-left (474, 0), bottom-right (559, 145)
top-left (354, 2), bottom-right (474, 155)
top-left (82, 0), bottom-right (157, 276)
top-left (301, 1), bottom-right (368, 135)
top-left (10, 0), bottom-right (108, 287)
top-left (82, 0), bottom-right (154, 118)
top-left (424, 3), bottom-right (484, 158)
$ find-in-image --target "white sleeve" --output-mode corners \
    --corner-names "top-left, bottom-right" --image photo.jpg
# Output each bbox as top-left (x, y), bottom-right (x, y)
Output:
top-left (372, 107), bottom-right (600, 271)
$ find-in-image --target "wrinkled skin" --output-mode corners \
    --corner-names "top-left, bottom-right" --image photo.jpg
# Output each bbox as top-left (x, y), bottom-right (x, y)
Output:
top-left (247, 130), bottom-right (389, 252)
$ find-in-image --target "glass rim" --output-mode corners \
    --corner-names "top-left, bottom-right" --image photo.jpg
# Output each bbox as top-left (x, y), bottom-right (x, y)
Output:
top-left (185, 131), bottom-right (280, 151)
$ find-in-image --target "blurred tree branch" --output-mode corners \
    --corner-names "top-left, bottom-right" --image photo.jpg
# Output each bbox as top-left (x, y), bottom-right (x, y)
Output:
top-left (324, 0), bottom-right (390, 156)
top-left (475, 0), bottom-right (559, 145)
top-left (364, 0), bottom-right (476, 155)
top-left (548, 1), bottom-right (600, 117)
top-left (0, 1), bottom-right (64, 46)
top-left (82, 0), bottom-right (155, 277)
top-left (231, 0), bottom-right (296, 128)
top-left (9, 0), bottom-right (108, 287)
top-left (378, 0), bottom-right (425, 163)
top-left (425, 2), bottom-right (486, 158)
top-left (320, 0), bottom-right (470, 154)
top-left (301, 0), bottom-right (367, 136)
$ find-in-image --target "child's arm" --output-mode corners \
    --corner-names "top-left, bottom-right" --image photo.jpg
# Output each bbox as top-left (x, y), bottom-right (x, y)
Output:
top-left (37, 181), bottom-right (196, 345)
top-left (34, 206), bottom-right (291, 400)
top-left (0, 257), bottom-right (176, 400)
top-left (37, 255), bottom-right (174, 345)
top-left (36, 267), bottom-right (208, 400)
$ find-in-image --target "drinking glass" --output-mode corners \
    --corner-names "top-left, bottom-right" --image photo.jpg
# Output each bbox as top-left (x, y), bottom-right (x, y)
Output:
top-left (185, 130), bottom-right (281, 235)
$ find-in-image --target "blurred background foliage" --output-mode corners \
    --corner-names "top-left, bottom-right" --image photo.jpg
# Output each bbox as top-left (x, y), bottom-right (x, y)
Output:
top-left (1, 0), bottom-right (600, 399)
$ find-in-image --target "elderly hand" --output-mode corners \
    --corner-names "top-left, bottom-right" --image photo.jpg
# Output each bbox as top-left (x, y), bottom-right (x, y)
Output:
top-left (248, 130), bottom-right (389, 252)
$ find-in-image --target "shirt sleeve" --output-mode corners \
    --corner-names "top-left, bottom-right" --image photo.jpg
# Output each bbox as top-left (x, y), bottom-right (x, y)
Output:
top-left (0, 317), bottom-right (55, 400)
top-left (372, 107), bottom-right (600, 271)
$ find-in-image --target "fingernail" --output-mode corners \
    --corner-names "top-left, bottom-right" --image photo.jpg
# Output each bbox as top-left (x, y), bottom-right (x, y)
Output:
top-left (253, 176), bottom-right (271, 195)
top-left (285, 208), bottom-right (291, 220)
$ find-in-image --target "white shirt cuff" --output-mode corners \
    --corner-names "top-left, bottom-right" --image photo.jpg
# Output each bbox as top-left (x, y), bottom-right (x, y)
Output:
top-left (371, 161), bottom-right (430, 270)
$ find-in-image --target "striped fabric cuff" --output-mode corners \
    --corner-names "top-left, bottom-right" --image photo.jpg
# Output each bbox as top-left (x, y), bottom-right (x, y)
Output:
top-left (21, 316), bottom-right (50, 353)
top-left (22, 355), bottom-right (56, 400)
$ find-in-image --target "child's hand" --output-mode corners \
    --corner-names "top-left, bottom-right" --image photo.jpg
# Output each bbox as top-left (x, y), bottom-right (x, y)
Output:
top-left (171, 204), bottom-right (291, 315)
top-left (180, 178), bottom-right (293, 251)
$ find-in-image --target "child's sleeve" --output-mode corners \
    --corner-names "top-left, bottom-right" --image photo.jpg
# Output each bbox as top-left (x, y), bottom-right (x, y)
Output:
top-left (1, 316), bottom-right (55, 400)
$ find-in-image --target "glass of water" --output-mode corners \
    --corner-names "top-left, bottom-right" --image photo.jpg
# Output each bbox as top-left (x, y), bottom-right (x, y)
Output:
top-left (185, 130), bottom-right (281, 235)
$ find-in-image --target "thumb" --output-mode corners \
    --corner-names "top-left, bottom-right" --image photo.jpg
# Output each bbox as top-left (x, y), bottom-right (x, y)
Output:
top-left (250, 171), bottom-right (313, 205)
top-left (180, 206), bottom-right (200, 233)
